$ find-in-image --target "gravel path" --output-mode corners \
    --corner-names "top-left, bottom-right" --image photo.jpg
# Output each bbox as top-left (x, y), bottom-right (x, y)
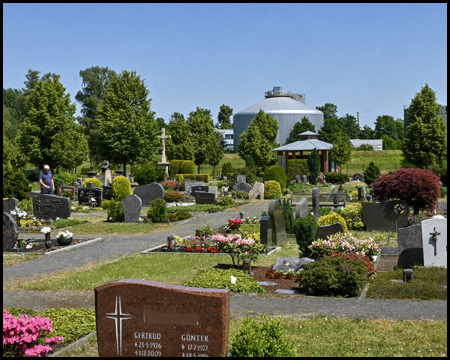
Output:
top-left (3, 200), bottom-right (447, 321)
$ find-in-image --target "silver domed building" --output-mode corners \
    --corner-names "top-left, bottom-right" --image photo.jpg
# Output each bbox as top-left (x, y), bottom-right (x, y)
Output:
top-left (233, 87), bottom-right (324, 152)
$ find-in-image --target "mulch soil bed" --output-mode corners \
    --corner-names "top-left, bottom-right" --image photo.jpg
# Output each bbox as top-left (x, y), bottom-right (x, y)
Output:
top-left (6, 238), bottom-right (94, 255)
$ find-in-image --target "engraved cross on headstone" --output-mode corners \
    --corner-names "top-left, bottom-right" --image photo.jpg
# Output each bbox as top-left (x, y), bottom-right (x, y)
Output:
top-left (157, 128), bottom-right (171, 163)
top-left (430, 227), bottom-right (440, 256)
top-left (105, 296), bottom-right (133, 356)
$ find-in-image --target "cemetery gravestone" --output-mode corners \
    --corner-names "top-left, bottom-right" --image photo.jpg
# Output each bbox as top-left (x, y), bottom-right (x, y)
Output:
top-left (103, 185), bottom-right (112, 201)
top-left (232, 181), bottom-right (252, 193)
top-left (295, 175), bottom-right (301, 184)
top-left (295, 197), bottom-right (309, 218)
top-left (195, 192), bottom-right (215, 205)
top-left (315, 223), bottom-right (345, 240)
top-left (236, 175), bottom-right (246, 184)
top-left (268, 199), bottom-right (288, 245)
top-left (272, 257), bottom-right (315, 272)
top-left (33, 195), bottom-right (71, 220)
top-left (78, 187), bottom-right (103, 206)
top-left (362, 201), bottom-right (409, 232)
top-left (259, 212), bottom-right (272, 247)
top-left (421, 217), bottom-right (447, 267)
top-left (87, 182), bottom-right (93, 188)
top-left (123, 195), bottom-right (142, 223)
top-left (133, 183), bottom-right (165, 207)
top-left (352, 173), bottom-right (364, 182)
top-left (74, 179), bottom-right (83, 196)
top-left (184, 181), bottom-right (205, 195)
top-left (56, 186), bottom-right (76, 197)
top-left (3, 212), bottom-right (19, 252)
top-left (311, 187), bottom-right (320, 220)
top-left (332, 188), bottom-right (340, 211)
top-left (207, 186), bottom-right (218, 200)
top-left (3, 198), bottom-right (19, 214)
top-left (397, 224), bottom-right (424, 268)
top-left (190, 186), bottom-right (209, 197)
top-left (248, 182), bottom-right (264, 200)
top-left (302, 175), bottom-right (308, 184)
top-left (358, 185), bottom-right (366, 201)
top-left (95, 279), bottom-right (230, 357)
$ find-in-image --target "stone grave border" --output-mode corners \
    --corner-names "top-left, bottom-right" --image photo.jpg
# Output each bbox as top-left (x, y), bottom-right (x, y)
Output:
top-left (141, 243), bottom-right (280, 256)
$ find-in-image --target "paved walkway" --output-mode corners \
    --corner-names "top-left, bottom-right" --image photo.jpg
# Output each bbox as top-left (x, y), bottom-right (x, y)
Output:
top-left (3, 200), bottom-right (447, 321)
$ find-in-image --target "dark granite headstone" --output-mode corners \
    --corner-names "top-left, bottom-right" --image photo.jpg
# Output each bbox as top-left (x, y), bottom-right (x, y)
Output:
top-left (295, 197), bottom-right (309, 218)
top-left (3, 212), bottom-right (19, 251)
top-left (397, 224), bottom-right (424, 268)
top-left (332, 188), bottom-right (340, 211)
top-left (3, 198), bottom-right (19, 214)
top-left (194, 192), bottom-right (215, 205)
top-left (184, 181), bottom-right (205, 195)
top-left (311, 187), bottom-right (320, 220)
top-left (268, 199), bottom-right (288, 245)
top-left (103, 185), bottom-right (112, 201)
top-left (78, 187), bottom-right (103, 206)
top-left (302, 175), bottom-right (308, 183)
top-left (133, 183), bottom-right (164, 207)
top-left (232, 181), bottom-right (252, 193)
top-left (190, 186), bottom-right (209, 196)
top-left (87, 182), bottom-right (94, 188)
top-left (259, 212), bottom-right (272, 247)
top-left (33, 195), bottom-right (71, 220)
top-left (57, 186), bottom-right (76, 197)
top-left (362, 201), bottom-right (409, 232)
top-left (315, 223), bottom-right (345, 240)
top-left (272, 257), bottom-right (315, 272)
top-left (123, 195), bottom-right (142, 223)
top-left (236, 175), bottom-right (246, 183)
top-left (95, 279), bottom-right (230, 357)
top-left (74, 179), bottom-right (83, 196)
top-left (358, 185), bottom-right (366, 201)
top-left (295, 175), bottom-right (301, 184)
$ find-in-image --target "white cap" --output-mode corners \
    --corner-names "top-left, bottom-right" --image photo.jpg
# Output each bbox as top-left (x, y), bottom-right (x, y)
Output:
top-left (44, 165), bottom-right (50, 169)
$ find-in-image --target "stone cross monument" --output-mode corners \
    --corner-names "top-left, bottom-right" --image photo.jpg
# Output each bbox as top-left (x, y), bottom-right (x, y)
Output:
top-left (157, 128), bottom-right (171, 175)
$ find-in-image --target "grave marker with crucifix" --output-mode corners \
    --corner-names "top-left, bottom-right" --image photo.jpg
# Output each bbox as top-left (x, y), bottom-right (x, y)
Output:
top-left (157, 128), bottom-right (171, 176)
top-left (421, 217), bottom-right (447, 267)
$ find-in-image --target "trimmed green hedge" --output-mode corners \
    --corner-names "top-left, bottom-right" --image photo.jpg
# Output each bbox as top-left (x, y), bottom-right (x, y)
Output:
top-left (287, 159), bottom-right (309, 181)
top-left (170, 160), bottom-right (196, 175)
top-left (175, 174), bottom-right (210, 183)
top-left (263, 165), bottom-right (287, 189)
top-left (323, 172), bottom-right (349, 184)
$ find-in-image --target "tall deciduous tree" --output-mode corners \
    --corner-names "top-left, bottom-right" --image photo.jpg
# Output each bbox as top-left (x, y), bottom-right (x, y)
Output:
top-left (18, 75), bottom-right (88, 171)
top-left (75, 66), bottom-right (117, 165)
top-left (316, 103), bottom-right (338, 120)
top-left (238, 110), bottom-right (279, 168)
top-left (217, 104), bottom-right (233, 129)
top-left (166, 115), bottom-right (195, 161)
top-left (208, 131), bottom-right (224, 175)
top-left (402, 84), bottom-right (447, 168)
top-left (329, 132), bottom-right (352, 168)
top-left (318, 118), bottom-right (343, 143)
top-left (374, 115), bottom-right (399, 140)
top-left (95, 70), bottom-right (159, 175)
top-left (187, 107), bottom-right (216, 174)
top-left (287, 116), bottom-right (315, 143)
top-left (359, 125), bottom-right (375, 139)
top-left (338, 114), bottom-right (360, 139)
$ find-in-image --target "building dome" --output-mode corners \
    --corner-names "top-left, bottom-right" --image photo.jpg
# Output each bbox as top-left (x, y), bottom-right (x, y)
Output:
top-left (233, 87), bottom-right (324, 152)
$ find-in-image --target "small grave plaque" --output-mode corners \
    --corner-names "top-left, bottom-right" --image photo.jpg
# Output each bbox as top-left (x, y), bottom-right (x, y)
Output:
top-left (3, 212), bottom-right (19, 251)
top-left (421, 217), bottom-right (447, 267)
top-left (123, 195), bottom-right (142, 223)
top-left (78, 187), bottom-right (103, 206)
top-left (268, 199), bottom-right (288, 245)
top-left (56, 186), bottom-right (76, 197)
top-left (133, 183), bottom-right (164, 207)
top-left (95, 279), bottom-right (230, 357)
top-left (3, 198), bottom-right (19, 214)
top-left (33, 195), bottom-right (71, 220)
top-left (302, 175), bottom-right (308, 183)
top-left (195, 192), bottom-right (215, 205)
top-left (295, 197), bottom-right (309, 218)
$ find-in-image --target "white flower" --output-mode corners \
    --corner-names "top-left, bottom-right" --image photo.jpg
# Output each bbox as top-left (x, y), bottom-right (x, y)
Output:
top-left (57, 230), bottom-right (73, 239)
top-left (11, 207), bottom-right (27, 219)
top-left (26, 243), bottom-right (33, 249)
top-left (40, 227), bottom-right (51, 234)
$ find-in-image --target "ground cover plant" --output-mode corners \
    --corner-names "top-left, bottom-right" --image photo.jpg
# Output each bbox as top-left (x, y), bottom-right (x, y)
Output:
top-left (166, 203), bottom-right (238, 213)
top-left (366, 266), bottom-right (447, 300)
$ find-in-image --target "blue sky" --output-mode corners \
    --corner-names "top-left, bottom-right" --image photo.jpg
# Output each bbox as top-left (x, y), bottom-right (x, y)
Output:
top-left (3, 3), bottom-right (447, 129)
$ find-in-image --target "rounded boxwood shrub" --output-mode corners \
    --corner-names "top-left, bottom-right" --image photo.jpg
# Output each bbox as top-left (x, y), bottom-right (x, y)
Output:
top-left (215, 195), bottom-right (235, 206)
top-left (111, 176), bottom-right (131, 201)
top-left (161, 180), bottom-right (179, 191)
top-left (106, 198), bottom-right (124, 222)
top-left (340, 204), bottom-right (364, 230)
top-left (229, 315), bottom-right (297, 357)
top-left (264, 180), bottom-right (282, 199)
top-left (147, 198), bottom-right (168, 223)
top-left (3, 166), bottom-right (31, 201)
top-left (82, 177), bottom-right (103, 189)
top-left (180, 160), bottom-right (196, 174)
top-left (295, 255), bottom-right (369, 297)
top-left (293, 215), bottom-right (318, 255)
top-left (100, 199), bottom-right (111, 210)
top-left (318, 211), bottom-right (348, 233)
top-left (135, 166), bottom-right (166, 185)
top-left (163, 191), bottom-right (186, 202)
top-left (263, 165), bottom-right (287, 189)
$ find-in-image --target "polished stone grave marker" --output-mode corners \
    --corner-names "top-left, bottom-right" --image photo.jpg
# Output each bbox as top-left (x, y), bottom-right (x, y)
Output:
top-left (78, 187), bottom-right (103, 206)
top-left (362, 200), bottom-right (409, 232)
top-left (194, 192), bottom-right (215, 205)
top-left (421, 217), bottom-right (447, 267)
top-left (232, 181), bottom-right (252, 193)
top-left (236, 175), bottom-right (246, 183)
top-left (3, 198), bottom-right (18, 214)
top-left (123, 195), bottom-right (142, 223)
top-left (133, 183), bottom-right (164, 207)
top-left (95, 279), bottom-right (230, 357)
top-left (33, 195), bottom-right (71, 220)
top-left (272, 257), bottom-right (315, 272)
top-left (295, 197), bottom-right (309, 218)
top-left (311, 187), bottom-right (320, 220)
top-left (184, 181), bottom-right (205, 195)
top-left (315, 223), bottom-right (345, 240)
top-left (259, 212), bottom-right (272, 247)
top-left (56, 185), bottom-right (76, 197)
top-left (268, 199), bottom-right (288, 245)
top-left (103, 185), bottom-right (112, 201)
top-left (397, 223), bottom-right (424, 268)
top-left (190, 186), bottom-right (209, 196)
top-left (3, 212), bottom-right (19, 251)
top-left (248, 182), bottom-right (264, 200)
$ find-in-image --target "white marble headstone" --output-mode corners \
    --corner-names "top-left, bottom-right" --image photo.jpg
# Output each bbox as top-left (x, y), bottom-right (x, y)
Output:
top-left (421, 217), bottom-right (447, 267)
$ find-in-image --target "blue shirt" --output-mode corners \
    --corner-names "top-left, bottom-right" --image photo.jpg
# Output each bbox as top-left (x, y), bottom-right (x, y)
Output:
top-left (39, 171), bottom-right (53, 187)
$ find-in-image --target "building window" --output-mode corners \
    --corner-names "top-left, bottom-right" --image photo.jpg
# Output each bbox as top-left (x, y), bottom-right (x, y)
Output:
top-left (225, 134), bottom-right (233, 140)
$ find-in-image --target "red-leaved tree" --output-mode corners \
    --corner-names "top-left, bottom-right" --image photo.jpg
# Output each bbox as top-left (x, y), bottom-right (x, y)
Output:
top-left (372, 168), bottom-right (441, 215)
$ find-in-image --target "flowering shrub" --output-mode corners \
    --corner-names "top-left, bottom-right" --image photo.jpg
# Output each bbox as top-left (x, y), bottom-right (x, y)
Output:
top-left (195, 246), bottom-right (204, 253)
top-left (318, 173), bottom-right (326, 183)
top-left (227, 218), bottom-right (243, 230)
top-left (207, 247), bottom-right (218, 253)
top-left (265, 269), bottom-right (297, 279)
top-left (185, 246), bottom-right (194, 252)
top-left (309, 233), bottom-right (380, 260)
top-left (3, 309), bottom-right (63, 357)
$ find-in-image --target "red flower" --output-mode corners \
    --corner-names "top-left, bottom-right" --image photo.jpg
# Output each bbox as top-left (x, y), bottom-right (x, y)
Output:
top-left (195, 246), bottom-right (203, 253)
top-left (185, 246), bottom-right (194, 252)
top-left (207, 247), bottom-right (218, 253)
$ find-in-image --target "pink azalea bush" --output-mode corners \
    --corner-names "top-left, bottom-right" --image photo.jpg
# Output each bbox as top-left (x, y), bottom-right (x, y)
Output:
top-left (309, 233), bottom-right (380, 260)
top-left (3, 310), bottom-right (63, 357)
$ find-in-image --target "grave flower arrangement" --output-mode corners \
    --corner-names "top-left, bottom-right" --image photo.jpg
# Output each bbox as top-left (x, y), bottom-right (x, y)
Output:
top-left (185, 246), bottom-right (194, 252)
top-left (40, 226), bottom-right (52, 234)
top-left (10, 207), bottom-right (27, 219)
top-left (309, 233), bottom-right (380, 260)
top-left (318, 173), bottom-right (326, 184)
top-left (265, 269), bottom-right (297, 279)
top-left (2, 309), bottom-right (64, 357)
top-left (56, 230), bottom-right (73, 239)
top-left (244, 216), bottom-right (259, 224)
top-left (227, 218), bottom-right (243, 230)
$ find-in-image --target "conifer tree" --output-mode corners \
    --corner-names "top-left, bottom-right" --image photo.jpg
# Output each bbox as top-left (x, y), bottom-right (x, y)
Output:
top-left (307, 148), bottom-right (321, 185)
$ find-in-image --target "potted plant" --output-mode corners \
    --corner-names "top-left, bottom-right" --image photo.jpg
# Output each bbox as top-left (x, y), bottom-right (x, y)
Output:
top-left (56, 230), bottom-right (74, 246)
